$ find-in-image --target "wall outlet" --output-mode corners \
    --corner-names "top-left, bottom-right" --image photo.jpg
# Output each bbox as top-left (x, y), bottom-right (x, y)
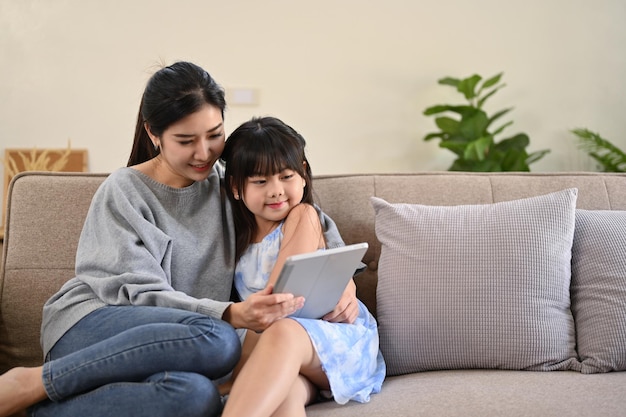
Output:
top-left (226, 88), bottom-right (259, 106)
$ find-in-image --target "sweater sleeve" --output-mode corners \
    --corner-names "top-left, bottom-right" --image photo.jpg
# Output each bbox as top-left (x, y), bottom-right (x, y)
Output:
top-left (319, 210), bottom-right (345, 249)
top-left (74, 173), bottom-right (231, 318)
top-left (318, 206), bottom-right (367, 273)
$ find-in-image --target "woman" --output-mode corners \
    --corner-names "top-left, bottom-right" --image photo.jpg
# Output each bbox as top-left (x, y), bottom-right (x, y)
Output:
top-left (0, 61), bottom-right (352, 417)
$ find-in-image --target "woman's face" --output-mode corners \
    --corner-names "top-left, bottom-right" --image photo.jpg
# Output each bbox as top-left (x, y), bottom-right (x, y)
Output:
top-left (147, 104), bottom-right (225, 188)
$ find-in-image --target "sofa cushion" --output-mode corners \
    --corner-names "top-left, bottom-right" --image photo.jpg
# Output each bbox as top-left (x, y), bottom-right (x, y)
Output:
top-left (571, 209), bottom-right (626, 374)
top-left (371, 189), bottom-right (579, 376)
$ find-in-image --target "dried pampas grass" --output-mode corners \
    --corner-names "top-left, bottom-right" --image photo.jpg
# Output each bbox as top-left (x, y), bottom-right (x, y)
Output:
top-left (2, 140), bottom-right (73, 177)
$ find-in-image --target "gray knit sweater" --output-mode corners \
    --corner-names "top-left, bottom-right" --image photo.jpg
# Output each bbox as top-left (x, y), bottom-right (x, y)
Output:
top-left (40, 166), bottom-right (236, 356)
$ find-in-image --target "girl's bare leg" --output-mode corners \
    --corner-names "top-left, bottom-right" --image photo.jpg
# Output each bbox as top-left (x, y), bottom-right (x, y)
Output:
top-left (221, 319), bottom-right (328, 417)
top-left (218, 330), bottom-right (260, 396)
top-left (0, 366), bottom-right (47, 417)
top-left (271, 374), bottom-right (318, 417)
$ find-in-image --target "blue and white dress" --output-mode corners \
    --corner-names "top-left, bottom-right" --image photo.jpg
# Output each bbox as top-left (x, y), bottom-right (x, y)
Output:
top-left (234, 224), bottom-right (386, 404)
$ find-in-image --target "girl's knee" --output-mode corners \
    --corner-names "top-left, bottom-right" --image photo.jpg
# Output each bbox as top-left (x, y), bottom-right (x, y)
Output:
top-left (263, 319), bottom-right (307, 343)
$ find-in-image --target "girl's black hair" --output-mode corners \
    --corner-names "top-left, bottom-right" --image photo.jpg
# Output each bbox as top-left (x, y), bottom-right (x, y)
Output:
top-left (221, 116), bottom-right (315, 260)
top-left (127, 61), bottom-right (226, 166)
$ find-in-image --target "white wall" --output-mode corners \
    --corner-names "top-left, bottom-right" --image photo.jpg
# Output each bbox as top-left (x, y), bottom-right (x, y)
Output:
top-left (1, 0), bottom-right (625, 220)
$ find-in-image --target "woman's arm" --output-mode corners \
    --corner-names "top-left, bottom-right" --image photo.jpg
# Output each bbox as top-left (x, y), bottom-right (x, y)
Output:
top-left (222, 286), bottom-right (304, 331)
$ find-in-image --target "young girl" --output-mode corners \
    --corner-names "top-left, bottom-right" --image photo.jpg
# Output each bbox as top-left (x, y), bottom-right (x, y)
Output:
top-left (219, 117), bottom-right (385, 417)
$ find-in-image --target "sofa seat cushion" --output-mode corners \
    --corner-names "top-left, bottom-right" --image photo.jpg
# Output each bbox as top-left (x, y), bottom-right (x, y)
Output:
top-left (306, 370), bottom-right (626, 417)
top-left (372, 189), bottom-right (579, 376)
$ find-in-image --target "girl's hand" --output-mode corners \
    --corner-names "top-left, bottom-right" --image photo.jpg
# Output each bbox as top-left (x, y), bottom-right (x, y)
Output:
top-left (322, 279), bottom-right (359, 324)
top-left (223, 285), bottom-right (304, 332)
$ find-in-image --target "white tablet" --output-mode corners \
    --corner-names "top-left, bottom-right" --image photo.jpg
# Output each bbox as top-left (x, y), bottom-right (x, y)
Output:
top-left (273, 242), bottom-right (369, 319)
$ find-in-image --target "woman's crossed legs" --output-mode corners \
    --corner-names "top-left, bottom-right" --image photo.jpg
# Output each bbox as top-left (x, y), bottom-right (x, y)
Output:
top-left (0, 306), bottom-right (240, 417)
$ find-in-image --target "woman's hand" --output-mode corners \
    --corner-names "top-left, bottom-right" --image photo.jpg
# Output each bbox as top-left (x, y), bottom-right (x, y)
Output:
top-left (223, 285), bottom-right (304, 332)
top-left (322, 279), bottom-right (359, 324)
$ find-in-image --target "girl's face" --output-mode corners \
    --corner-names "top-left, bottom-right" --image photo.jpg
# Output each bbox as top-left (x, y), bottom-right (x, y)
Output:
top-left (239, 168), bottom-right (306, 227)
top-left (147, 104), bottom-right (225, 188)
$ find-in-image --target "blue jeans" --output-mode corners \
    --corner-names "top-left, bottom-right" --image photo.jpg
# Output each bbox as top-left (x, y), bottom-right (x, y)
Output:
top-left (29, 306), bottom-right (240, 417)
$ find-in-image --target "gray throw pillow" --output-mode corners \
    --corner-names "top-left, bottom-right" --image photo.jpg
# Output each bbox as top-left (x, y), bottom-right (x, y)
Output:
top-left (571, 209), bottom-right (626, 373)
top-left (372, 189), bottom-right (579, 376)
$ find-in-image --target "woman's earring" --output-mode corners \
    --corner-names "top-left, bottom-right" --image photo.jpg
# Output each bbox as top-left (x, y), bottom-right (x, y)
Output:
top-left (234, 194), bottom-right (239, 200)
top-left (153, 142), bottom-right (159, 151)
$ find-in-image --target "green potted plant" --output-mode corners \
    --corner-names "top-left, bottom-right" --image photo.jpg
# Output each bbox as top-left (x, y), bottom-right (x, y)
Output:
top-left (423, 72), bottom-right (549, 171)
top-left (571, 128), bottom-right (626, 172)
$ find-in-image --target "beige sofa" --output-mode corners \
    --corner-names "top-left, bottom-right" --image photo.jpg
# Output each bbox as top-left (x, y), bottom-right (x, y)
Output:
top-left (1, 171), bottom-right (626, 417)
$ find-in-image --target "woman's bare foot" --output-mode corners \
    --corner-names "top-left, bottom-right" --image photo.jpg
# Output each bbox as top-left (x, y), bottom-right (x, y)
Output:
top-left (0, 366), bottom-right (46, 417)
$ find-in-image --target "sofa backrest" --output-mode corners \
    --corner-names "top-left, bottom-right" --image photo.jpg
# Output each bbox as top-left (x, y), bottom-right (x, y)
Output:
top-left (2, 171), bottom-right (626, 372)
top-left (311, 172), bottom-right (626, 317)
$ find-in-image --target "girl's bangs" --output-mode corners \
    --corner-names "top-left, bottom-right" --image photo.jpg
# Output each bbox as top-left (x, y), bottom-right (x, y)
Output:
top-left (246, 137), bottom-right (301, 177)
top-left (249, 149), bottom-right (285, 177)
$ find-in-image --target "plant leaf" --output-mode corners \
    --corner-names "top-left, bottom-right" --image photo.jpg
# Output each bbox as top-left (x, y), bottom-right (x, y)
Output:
top-left (439, 135), bottom-right (471, 157)
top-left (463, 136), bottom-right (492, 161)
top-left (424, 105), bottom-right (451, 115)
top-left (491, 121), bottom-right (514, 136)
top-left (500, 149), bottom-right (530, 171)
top-left (459, 110), bottom-right (489, 140)
top-left (476, 84), bottom-right (506, 109)
top-left (423, 104), bottom-right (473, 116)
top-left (496, 133), bottom-right (530, 151)
top-left (438, 77), bottom-right (460, 87)
top-left (423, 132), bottom-right (446, 141)
top-left (589, 152), bottom-right (626, 172)
top-left (526, 149), bottom-right (550, 165)
top-left (571, 128), bottom-right (626, 172)
top-left (435, 117), bottom-right (460, 134)
top-left (481, 73), bottom-right (503, 90)
top-left (451, 158), bottom-right (501, 172)
top-left (486, 108), bottom-right (512, 130)
top-left (457, 74), bottom-right (482, 100)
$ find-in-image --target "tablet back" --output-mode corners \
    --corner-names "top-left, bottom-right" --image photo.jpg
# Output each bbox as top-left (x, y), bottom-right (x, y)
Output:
top-left (274, 242), bottom-right (369, 319)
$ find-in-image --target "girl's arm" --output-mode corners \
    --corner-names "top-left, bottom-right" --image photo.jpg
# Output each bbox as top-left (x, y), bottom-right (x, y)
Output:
top-left (269, 203), bottom-right (360, 323)
top-left (268, 203), bottom-right (324, 287)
